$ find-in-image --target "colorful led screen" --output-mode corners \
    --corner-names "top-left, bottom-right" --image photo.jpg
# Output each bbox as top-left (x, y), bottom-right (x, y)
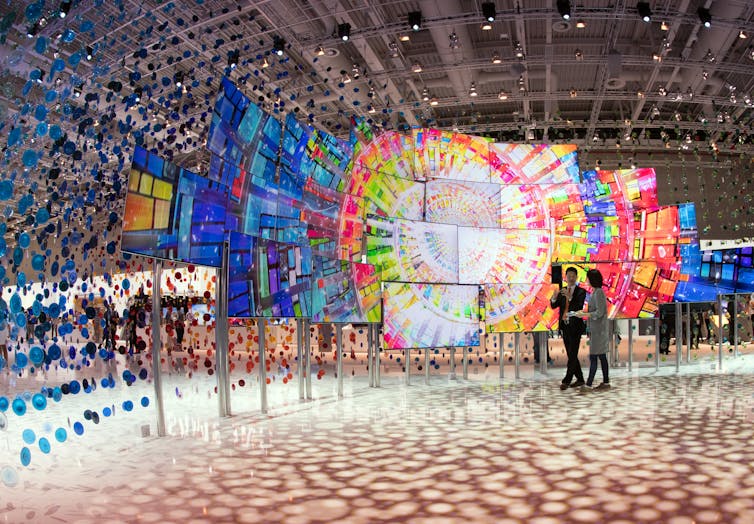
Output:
top-left (227, 232), bottom-right (312, 318)
top-left (383, 282), bottom-right (480, 349)
top-left (122, 146), bottom-right (228, 267)
top-left (311, 257), bottom-right (381, 323)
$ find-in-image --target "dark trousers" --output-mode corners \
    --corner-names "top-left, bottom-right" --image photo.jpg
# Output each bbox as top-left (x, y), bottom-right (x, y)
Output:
top-left (561, 329), bottom-right (584, 384)
top-left (586, 354), bottom-right (609, 386)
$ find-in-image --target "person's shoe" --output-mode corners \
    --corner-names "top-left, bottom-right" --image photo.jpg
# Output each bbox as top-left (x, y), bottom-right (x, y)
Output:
top-left (595, 383), bottom-right (611, 391)
top-left (559, 383), bottom-right (570, 391)
top-left (579, 385), bottom-right (593, 393)
top-left (569, 380), bottom-right (585, 388)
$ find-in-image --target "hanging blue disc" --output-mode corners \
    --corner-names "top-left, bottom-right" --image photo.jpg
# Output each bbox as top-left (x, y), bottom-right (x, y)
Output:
top-left (54, 427), bottom-right (67, 442)
top-left (29, 347), bottom-right (44, 365)
top-left (38, 438), bottom-right (50, 454)
top-left (20, 447), bottom-right (31, 467)
top-left (0, 180), bottom-right (12, 200)
top-left (12, 398), bottom-right (27, 416)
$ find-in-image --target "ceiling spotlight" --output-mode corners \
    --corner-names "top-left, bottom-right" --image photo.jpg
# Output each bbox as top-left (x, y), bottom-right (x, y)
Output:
top-left (228, 49), bottom-right (239, 69)
top-left (498, 90), bottom-right (508, 100)
top-left (134, 86), bottom-right (142, 102)
top-left (430, 97), bottom-right (438, 106)
top-left (174, 71), bottom-right (184, 88)
top-left (422, 88), bottom-right (429, 101)
top-left (739, 29), bottom-right (748, 39)
top-left (651, 105), bottom-right (660, 117)
top-left (570, 88), bottom-right (577, 98)
top-left (412, 62), bottom-right (423, 73)
top-left (637, 2), bottom-right (651, 23)
top-left (704, 49), bottom-right (715, 62)
top-left (658, 87), bottom-right (667, 96)
top-left (85, 45), bottom-right (93, 60)
top-left (749, 49), bottom-right (754, 60)
top-left (697, 7), bottom-right (711, 28)
top-left (337, 22), bottom-right (351, 41)
top-left (481, 20), bottom-right (493, 31)
top-left (592, 133), bottom-right (600, 142)
top-left (469, 82), bottom-right (478, 96)
top-left (408, 11), bottom-right (422, 31)
top-left (527, 129), bottom-right (535, 141)
top-left (637, 90), bottom-right (645, 98)
top-left (316, 45), bottom-right (325, 56)
top-left (261, 57), bottom-right (270, 68)
top-left (368, 104), bottom-right (376, 114)
top-left (73, 85), bottom-right (82, 98)
top-left (660, 20), bottom-right (669, 31)
top-left (388, 42), bottom-right (400, 58)
top-left (574, 49), bottom-right (583, 61)
top-left (557, 0), bottom-right (571, 20)
top-left (514, 42), bottom-right (524, 58)
top-left (273, 36), bottom-right (285, 56)
top-left (449, 32), bottom-right (460, 49)
top-left (352, 63), bottom-right (361, 79)
top-left (482, 2), bottom-right (496, 22)
top-left (575, 20), bottom-right (586, 29)
top-left (399, 33), bottom-right (410, 42)
top-left (60, 0), bottom-right (72, 18)
top-left (341, 72), bottom-right (352, 84)
top-left (491, 51), bottom-right (501, 64)
top-left (26, 22), bottom-right (40, 38)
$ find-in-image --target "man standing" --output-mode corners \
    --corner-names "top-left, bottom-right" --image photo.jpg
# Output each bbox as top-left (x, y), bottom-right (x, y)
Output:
top-left (550, 267), bottom-right (586, 390)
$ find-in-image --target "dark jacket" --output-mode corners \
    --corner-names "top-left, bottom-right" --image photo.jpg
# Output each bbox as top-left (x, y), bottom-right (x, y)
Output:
top-left (550, 285), bottom-right (586, 335)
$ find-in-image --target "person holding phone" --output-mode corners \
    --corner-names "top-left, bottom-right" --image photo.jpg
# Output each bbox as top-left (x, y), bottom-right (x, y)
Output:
top-left (550, 266), bottom-right (586, 390)
top-left (570, 269), bottom-right (610, 391)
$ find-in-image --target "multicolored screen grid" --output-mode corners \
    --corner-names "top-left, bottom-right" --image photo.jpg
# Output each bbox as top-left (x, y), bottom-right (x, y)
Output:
top-left (124, 77), bottom-right (740, 345)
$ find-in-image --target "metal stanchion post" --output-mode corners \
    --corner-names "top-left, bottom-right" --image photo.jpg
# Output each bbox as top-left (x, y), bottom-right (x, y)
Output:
top-left (449, 347), bottom-right (456, 380)
top-left (718, 294), bottom-right (724, 370)
top-left (336, 324), bottom-right (343, 399)
top-left (675, 302), bottom-right (682, 373)
top-left (375, 326), bottom-right (381, 387)
top-left (297, 319), bottom-right (305, 400)
top-left (686, 303), bottom-right (692, 364)
top-left (425, 348), bottom-right (430, 385)
top-left (259, 318), bottom-right (268, 414)
top-left (655, 317), bottom-right (660, 371)
top-left (305, 320), bottom-right (312, 399)
top-left (151, 259), bottom-right (166, 436)
top-left (498, 333), bottom-right (504, 379)
top-left (462, 347), bottom-right (469, 380)
top-left (405, 348), bottom-right (410, 385)
top-left (514, 332), bottom-right (521, 380)
top-left (627, 319), bottom-right (633, 373)
top-left (539, 332), bottom-right (546, 374)
top-left (733, 296), bottom-right (739, 357)
top-left (367, 324), bottom-right (374, 388)
top-left (214, 243), bottom-right (231, 418)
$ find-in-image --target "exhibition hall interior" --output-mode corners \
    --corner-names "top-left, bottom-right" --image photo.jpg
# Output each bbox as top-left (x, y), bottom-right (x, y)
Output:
top-left (1, 0), bottom-right (754, 522)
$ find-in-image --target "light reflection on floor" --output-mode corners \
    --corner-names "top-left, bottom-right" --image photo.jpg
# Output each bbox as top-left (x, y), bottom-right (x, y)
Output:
top-left (2, 351), bottom-right (754, 523)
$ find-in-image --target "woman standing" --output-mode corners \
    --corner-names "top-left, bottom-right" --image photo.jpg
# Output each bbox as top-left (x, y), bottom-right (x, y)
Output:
top-left (570, 269), bottom-right (610, 391)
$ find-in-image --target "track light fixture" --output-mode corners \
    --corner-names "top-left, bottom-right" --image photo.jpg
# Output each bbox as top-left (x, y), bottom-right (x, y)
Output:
top-left (637, 2), bottom-right (651, 23)
top-left (448, 32), bottom-right (460, 49)
top-left (261, 57), bottom-right (270, 68)
top-left (174, 71), bottom-right (184, 87)
top-left (316, 45), bottom-right (325, 56)
top-left (351, 64), bottom-right (361, 79)
top-left (660, 21), bottom-right (669, 31)
top-left (469, 82), bottom-right (478, 97)
top-left (422, 87), bottom-right (429, 101)
top-left (387, 41), bottom-right (400, 58)
top-left (59, 0), bottom-right (72, 18)
top-left (697, 7), bottom-right (711, 28)
top-left (134, 86), bottom-right (142, 102)
top-left (491, 51), bottom-right (501, 64)
top-left (86, 46), bottom-right (93, 60)
top-left (412, 62), bottom-right (423, 73)
top-left (228, 49), bottom-right (239, 69)
top-left (739, 29), bottom-right (748, 39)
top-left (429, 97), bottom-right (438, 106)
top-left (408, 11), bottom-right (422, 31)
top-left (575, 20), bottom-right (586, 28)
top-left (498, 90), bottom-right (508, 100)
top-left (337, 23), bottom-right (351, 41)
top-left (557, 0), bottom-right (571, 20)
top-left (482, 2), bottom-right (496, 23)
top-left (514, 41), bottom-right (524, 59)
top-left (273, 36), bottom-right (285, 56)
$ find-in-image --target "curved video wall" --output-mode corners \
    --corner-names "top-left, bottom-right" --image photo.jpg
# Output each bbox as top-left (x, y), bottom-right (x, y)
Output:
top-left (122, 76), bottom-right (719, 350)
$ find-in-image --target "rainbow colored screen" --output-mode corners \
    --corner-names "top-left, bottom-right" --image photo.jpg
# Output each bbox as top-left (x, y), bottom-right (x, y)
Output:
top-left (124, 76), bottom-right (740, 346)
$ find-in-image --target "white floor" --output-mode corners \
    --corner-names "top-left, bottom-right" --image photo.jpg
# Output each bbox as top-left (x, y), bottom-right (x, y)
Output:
top-left (2, 344), bottom-right (754, 523)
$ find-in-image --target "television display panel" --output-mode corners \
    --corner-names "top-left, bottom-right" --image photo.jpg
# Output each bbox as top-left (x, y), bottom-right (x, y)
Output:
top-left (425, 180), bottom-right (501, 228)
top-left (122, 146), bottom-right (228, 267)
top-left (227, 232), bottom-right (312, 318)
top-left (311, 256), bottom-right (381, 323)
top-left (383, 282), bottom-right (480, 349)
